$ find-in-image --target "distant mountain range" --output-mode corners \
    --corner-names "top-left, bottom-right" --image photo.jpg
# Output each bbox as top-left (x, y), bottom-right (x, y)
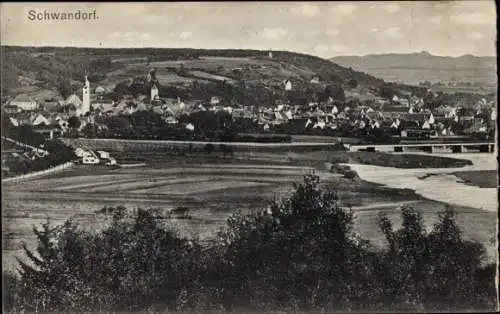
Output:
top-left (330, 51), bottom-right (497, 86)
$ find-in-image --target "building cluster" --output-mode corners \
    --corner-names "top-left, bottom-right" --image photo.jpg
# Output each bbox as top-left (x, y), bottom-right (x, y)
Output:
top-left (74, 147), bottom-right (117, 165)
top-left (2, 74), bottom-right (497, 141)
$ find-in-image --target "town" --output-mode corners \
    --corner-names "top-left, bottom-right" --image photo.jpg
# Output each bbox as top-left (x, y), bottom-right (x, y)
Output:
top-left (1, 53), bottom-right (496, 178)
top-left (1, 1), bottom-right (498, 311)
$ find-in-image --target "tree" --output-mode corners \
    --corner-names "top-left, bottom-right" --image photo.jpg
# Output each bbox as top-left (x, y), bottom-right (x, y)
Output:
top-left (114, 80), bottom-right (131, 96)
top-left (203, 143), bottom-right (214, 154)
top-left (323, 84), bottom-right (345, 102)
top-left (4, 177), bottom-right (496, 312)
top-left (377, 206), bottom-right (493, 311)
top-left (67, 116), bottom-right (81, 129)
top-left (347, 79), bottom-right (358, 89)
top-left (57, 76), bottom-right (72, 99)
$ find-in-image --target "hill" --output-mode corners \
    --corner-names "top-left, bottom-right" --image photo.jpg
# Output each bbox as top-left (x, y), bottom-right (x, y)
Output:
top-left (0, 46), bottom-right (423, 105)
top-left (330, 51), bottom-right (497, 88)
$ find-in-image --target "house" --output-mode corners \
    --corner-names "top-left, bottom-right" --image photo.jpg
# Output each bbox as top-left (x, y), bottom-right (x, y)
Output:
top-left (33, 123), bottom-right (62, 139)
top-left (135, 102), bottom-right (148, 112)
top-left (232, 108), bottom-right (245, 119)
top-left (3, 105), bottom-right (20, 114)
top-left (405, 113), bottom-right (430, 124)
top-left (96, 151), bottom-right (110, 159)
top-left (210, 96), bottom-right (220, 106)
top-left (82, 156), bottom-right (100, 165)
top-left (152, 105), bottom-right (164, 115)
top-left (95, 86), bottom-right (106, 94)
top-left (91, 99), bottom-right (115, 113)
top-left (9, 117), bottom-right (19, 127)
top-left (421, 120), bottom-right (431, 129)
top-left (32, 114), bottom-right (51, 126)
top-left (398, 98), bottom-right (410, 107)
top-left (284, 80), bottom-right (292, 91)
top-left (165, 116), bottom-right (178, 125)
top-left (310, 76), bottom-right (320, 84)
top-left (10, 94), bottom-right (39, 111)
top-left (65, 94), bottom-right (83, 107)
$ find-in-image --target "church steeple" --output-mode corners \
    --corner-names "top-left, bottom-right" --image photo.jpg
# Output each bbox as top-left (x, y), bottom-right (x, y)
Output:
top-left (82, 75), bottom-right (90, 115)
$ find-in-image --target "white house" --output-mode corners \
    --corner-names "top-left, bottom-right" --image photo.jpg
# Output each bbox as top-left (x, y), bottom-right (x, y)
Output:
top-left (310, 76), bottom-right (320, 84)
top-left (82, 156), bottom-right (100, 165)
top-left (10, 94), bottom-right (39, 111)
top-left (422, 120), bottom-right (431, 129)
top-left (427, 113), bottom-right (435, 124)
top-left (96, 150), bottom-right (110, 159)
top-left (284, 80), bottom-right (292, 91)
top-left (185, 123), bottom-right (195, 131)
top-left (210, 96), bottom-right (220, 105)
top-left (32, 114), bottom-right (51, 126)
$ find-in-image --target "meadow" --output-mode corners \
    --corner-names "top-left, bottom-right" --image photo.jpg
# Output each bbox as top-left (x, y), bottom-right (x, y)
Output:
top-left (2, 150), bottom-right (497, 274)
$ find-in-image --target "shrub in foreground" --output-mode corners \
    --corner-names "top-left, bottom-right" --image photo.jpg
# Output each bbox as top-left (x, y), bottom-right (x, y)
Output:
top-left (3, 176), bottom-right (497, 312)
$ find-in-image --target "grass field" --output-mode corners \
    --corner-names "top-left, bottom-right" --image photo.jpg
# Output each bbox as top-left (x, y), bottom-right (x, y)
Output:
top-left (2, 152), bottom-right (497, 273)
top-left (452, 170), bottom-right (498, 188)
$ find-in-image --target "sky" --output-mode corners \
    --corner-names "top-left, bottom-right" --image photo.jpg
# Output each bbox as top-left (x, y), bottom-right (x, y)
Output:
top-left (1, 1), bottom-right (497, 58)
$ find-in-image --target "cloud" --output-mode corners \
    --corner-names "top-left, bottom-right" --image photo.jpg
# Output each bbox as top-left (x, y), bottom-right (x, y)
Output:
top-left (179, 31), bottom-right (193, 39)
top-left (291, 3), bottom-right (319, 18)
top-left (467, 32), bottom-right (485, 40)
top-left (371, 28), bottom-right (380, 32)
top-left (258, 27), bottom-right (288, 40)
top-left (333, 3), bottom-right (357, 15)
top-left (383, 27), bottom-right (402, 38)
top-left (450, 12), bottom-right (496, 25)
top-left (326, 28), bottom-right (339, 36)
top-left (385, 3), bottom-right (400, 13)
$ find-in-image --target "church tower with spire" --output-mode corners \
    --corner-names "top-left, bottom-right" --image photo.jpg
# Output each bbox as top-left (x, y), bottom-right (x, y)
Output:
top-left (82, 75), bottom-right (90, 115)
top-left (151, 83), bottom-right (159, 100)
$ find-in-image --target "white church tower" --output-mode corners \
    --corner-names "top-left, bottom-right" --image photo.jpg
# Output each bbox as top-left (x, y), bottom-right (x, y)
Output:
top-left (82, 75), bottom-right (90, 115)
top-left (151, 83), bottom-right (159, 100)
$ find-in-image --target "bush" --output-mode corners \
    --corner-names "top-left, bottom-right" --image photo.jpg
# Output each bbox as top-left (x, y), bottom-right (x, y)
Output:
top-left (4, 177), bottom-right (497, 312)
top-left (203, 143), bottom-right (214, 154)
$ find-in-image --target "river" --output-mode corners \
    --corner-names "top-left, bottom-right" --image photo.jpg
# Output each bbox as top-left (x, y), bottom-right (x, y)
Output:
top-left (343, 153), bottom-right (497, 212)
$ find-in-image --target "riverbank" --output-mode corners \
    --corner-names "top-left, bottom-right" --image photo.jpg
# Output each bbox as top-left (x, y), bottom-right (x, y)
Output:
top-left (2, 151), bottom-right (497, 274)
top-left (452, 170), bottom-right (498, 188)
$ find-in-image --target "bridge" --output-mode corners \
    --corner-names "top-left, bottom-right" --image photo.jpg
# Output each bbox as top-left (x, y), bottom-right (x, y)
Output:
top-left (345, 142), bottom-right (496, 154)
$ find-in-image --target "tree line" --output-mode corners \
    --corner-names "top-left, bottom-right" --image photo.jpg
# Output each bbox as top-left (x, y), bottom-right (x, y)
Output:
top-left (3, 175), bottom-right (497, 312)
